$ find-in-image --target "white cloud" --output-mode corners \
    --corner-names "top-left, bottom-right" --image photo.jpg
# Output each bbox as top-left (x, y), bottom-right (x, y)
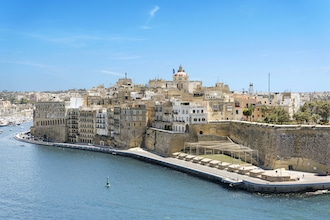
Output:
top-left (142, 5), bottom-right (160, 30)
top-left (150, 6), bottom-right (160, 17)
top-left (101, 70), bottom-right (125, 77)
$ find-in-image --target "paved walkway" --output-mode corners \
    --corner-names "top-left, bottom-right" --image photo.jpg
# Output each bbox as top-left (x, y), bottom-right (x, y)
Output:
top-left (128, 148), bottom-right (330, 185)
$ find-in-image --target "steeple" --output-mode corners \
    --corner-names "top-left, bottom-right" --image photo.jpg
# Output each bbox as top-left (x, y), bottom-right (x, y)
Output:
top-left (178, 64), bottom-right (184, 72)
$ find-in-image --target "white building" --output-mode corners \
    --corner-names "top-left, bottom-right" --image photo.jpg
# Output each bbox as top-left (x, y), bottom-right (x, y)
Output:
top-left (172, 101), bottom-right (207, 133)
top-left (280, 92), bottom-right (301, 119)
top-left (96, 108), bottom-right (108, 136)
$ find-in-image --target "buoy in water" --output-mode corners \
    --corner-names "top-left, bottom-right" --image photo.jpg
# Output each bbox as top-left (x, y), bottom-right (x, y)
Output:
top-left (106, 177), bottom-right (110, 187)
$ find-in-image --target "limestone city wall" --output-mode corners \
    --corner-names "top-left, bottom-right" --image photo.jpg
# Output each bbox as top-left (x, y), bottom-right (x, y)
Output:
top-left (144, 121), bottom-right (330, 172)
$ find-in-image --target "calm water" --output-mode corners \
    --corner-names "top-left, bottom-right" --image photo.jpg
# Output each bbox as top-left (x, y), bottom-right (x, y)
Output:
top-left (0, 123), bottom-right (329, 220)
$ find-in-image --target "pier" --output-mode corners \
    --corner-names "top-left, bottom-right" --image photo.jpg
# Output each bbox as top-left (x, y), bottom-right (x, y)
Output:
top-left (15, 132), bottom-right (330, 194)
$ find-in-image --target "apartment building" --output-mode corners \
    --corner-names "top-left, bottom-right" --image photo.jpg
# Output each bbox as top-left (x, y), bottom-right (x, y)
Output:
top-left (66, 98), bottom-right (84, 143)
top-left (110, 104), bottom-right (148, 148)
top-left (67, 108), bottom-right (79, 143)
top-left (78, 107), bottom-right (97, 144)
top-left (96, 108), bottom-right (108, 136)
top-left (31, 101), bottom-right (67, 142)
top-left (172, 101), bottom-right (207, 133)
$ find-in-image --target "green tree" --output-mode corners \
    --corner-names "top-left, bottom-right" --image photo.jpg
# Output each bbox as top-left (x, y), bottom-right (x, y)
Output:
top-left (243, 108), bottom-right (252, 121)
top-left (20, 98), bottom-right (29, 104)
top-left (296, 101), bottom-right (330, 124)
top-left (316, 101), bottom-right (330, 124)
top-left (263, 106), bottom-right (290, 124)
top-left (276, 108), bottom-right (290, 124)
top-left (293, 110), bottom-right (311, 124)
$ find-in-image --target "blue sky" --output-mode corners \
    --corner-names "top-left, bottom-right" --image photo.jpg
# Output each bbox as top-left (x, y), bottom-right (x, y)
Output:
top-left (0, 0), bottom-right (329, 92)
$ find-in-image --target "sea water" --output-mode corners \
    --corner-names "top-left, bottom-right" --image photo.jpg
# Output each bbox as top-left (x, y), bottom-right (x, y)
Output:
top-left (0, 123), bottom-right (329, 220)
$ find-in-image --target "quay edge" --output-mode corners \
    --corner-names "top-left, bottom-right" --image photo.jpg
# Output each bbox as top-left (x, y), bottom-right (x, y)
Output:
top-left (15, 132), bottom-right (330, 194)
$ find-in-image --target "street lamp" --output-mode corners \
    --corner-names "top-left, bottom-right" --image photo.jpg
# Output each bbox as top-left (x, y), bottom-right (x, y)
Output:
top-left (277, 155), bottom-right (283, 176)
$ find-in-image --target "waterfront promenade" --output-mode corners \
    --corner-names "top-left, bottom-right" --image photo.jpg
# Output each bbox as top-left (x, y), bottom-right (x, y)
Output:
top-left (15, 132), bottom-right (330, 194)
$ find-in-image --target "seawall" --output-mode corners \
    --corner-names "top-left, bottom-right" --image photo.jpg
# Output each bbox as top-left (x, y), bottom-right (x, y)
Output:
top-left (15, 132), bottom-right (330, 194)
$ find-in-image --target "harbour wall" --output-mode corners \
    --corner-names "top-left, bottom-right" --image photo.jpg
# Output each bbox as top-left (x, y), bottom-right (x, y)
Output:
top-left (15, 133), bottom-right (330, 194)
top-left (144, 121), bottom-right (330, 172)
top-left (241, 181), bottom-right (330, 194)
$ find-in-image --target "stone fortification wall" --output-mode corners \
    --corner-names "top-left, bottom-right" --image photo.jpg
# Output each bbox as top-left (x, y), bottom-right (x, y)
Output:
top-left (144, 128), bottom-right (192, 156)
top-left (227, 122), bottom-right (330, 171)
top-left (193, 122), bottom-right (330, 172)
top-left (190, 122), bottom-right (231, 137)
top-left (30, 125), bottom-right (67, 143)
top-left (226, 122), bottom-right (277, 167)
top-left (146, 121), bottom-right (330, 172)
top-left (273, 126), bottom-right (330, 172)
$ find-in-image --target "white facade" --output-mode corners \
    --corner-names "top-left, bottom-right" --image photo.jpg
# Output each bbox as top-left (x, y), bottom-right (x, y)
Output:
top-left (280, 93), bottom-right (301, 119)
top-left (96, 108), bottom-right (108, 136)
top-left (69, 97), bottom-right (84, 108)
top-left (172, 101), bottom-right (207, 133)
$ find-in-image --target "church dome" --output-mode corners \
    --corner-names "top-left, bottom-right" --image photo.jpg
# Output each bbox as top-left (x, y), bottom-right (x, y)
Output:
top-left (173, 65), bottom-right (188, 80)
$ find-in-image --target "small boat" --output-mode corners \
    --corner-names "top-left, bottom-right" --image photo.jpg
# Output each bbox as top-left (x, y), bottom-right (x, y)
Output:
top-left (0, 122), bottom-right (9, 127)
top-left (106, 177), bottom-right (111, 188)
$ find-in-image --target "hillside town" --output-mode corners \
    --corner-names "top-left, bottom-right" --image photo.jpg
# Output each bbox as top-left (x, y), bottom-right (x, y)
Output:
top-left (1, 65), bottom-right (330, 149)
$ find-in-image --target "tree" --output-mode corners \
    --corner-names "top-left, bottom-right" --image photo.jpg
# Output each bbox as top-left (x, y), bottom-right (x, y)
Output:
top-left (293, 110), bottom-right (311, 124)
top-left (263, 106), bottom-right (290, 124)
top-left (243, 108), bottom-right (252, 121)
top-left (296, 101), bottom-right (330, 125)
top-left (276, 108), bottom-right (290, 124)
top-left (316, 101), bottom-right (330, 124)
top-left (20, 98), bottom-right (29, 104)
